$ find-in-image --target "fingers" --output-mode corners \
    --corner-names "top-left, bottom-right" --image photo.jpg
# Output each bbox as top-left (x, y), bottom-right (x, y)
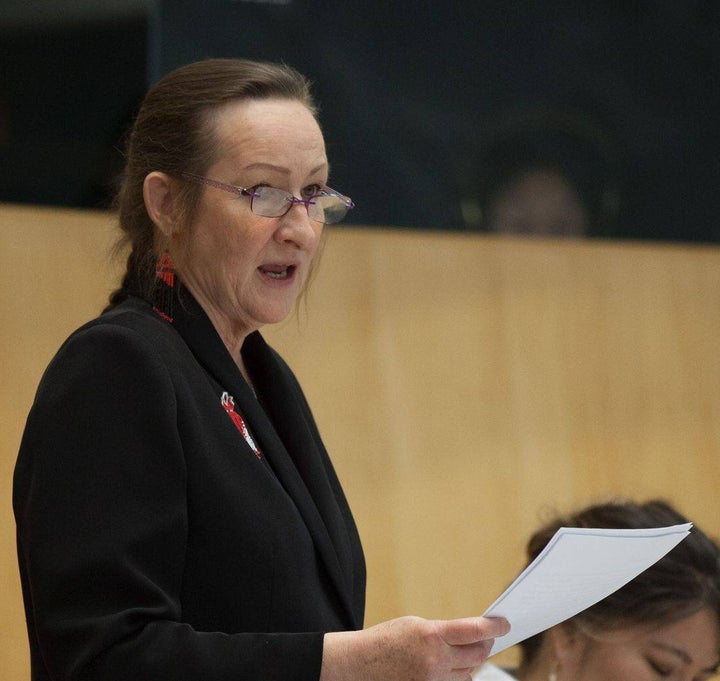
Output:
top-left (440, 616), bottom-right (510, 646)
top-left (439, 616), bottom-right (510, 675)
top-left (451, 638), bottom-right (501, 669)
top-left (320, 616), bottom-right (509, 681)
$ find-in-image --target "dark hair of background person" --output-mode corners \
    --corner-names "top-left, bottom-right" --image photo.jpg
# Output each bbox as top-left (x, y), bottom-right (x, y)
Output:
top-left (518, 499), bottom-right (720, 667)
top-left (106, 57), bottom-right (317, 311)
top-left (465, 111), bottom-right (624, 238)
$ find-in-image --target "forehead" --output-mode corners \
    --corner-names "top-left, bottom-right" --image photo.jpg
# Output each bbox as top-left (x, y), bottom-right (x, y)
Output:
top-left (210, 97), bottom-right (326, 169)
top-left (599, 608), bottom-right (720, 668)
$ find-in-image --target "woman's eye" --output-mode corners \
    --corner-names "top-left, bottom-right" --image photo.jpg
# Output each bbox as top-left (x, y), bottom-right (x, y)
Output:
top-left (301, 184), bottom-right (322, 199)
top-left (648, 660), bottom-right (673, 677)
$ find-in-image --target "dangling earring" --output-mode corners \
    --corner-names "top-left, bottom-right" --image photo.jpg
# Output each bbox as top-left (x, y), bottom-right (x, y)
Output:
top-left (548, 661), bottom-right (558, 681)
top-left (152, 252), bottom-right (175, 323)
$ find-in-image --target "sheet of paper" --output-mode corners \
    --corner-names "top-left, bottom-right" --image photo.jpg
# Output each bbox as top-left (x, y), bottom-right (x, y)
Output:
top-left (477, 522), bottom-right (691, 663)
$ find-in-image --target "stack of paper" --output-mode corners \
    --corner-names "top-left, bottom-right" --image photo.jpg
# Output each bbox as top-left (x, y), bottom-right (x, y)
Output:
top-left (476, 522), bottom-right (691, 665)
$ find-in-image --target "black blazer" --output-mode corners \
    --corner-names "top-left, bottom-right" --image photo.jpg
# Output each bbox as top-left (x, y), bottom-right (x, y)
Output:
top-left (14, 293), bottom-right (366, 681)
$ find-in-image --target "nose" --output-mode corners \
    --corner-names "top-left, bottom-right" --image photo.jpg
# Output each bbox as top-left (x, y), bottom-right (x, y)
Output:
top-left (274, 200), bottom-right (322, 249)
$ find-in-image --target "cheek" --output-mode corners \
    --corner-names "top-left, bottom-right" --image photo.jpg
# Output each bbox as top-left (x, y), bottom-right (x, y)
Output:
top-left (201, 220), bottom-right (261, 269)
top-left (308, 225), bottom-right (326, 261)
top-left (195, 200), bottom-right (263, 251)
top-left (313, 225), bottom-right (325, 253)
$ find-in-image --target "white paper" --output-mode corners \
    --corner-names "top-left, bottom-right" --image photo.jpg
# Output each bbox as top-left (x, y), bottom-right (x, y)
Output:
top-left (476, 522), bottom-right (691, 666)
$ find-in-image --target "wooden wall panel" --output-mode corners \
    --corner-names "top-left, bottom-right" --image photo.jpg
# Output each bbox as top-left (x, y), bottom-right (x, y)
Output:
top-left (2, 204), bottom-right (720, 677)
top-left (265, 228), bottom-right (720, 630)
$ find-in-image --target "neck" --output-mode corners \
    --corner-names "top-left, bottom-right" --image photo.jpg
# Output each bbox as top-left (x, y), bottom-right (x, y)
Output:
top-left (186, 293), bottom-right (257, 392)
top-left (184, 289), bottom-right (255, 360)
top-left (514, 657), bottom-right (550, 681)
top-left (238, 356), bottom-right (256, 394)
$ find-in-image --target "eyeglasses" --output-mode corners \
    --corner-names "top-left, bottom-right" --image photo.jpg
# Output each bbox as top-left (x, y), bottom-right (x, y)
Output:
top-left (182, 172), bottom-right (354, 225)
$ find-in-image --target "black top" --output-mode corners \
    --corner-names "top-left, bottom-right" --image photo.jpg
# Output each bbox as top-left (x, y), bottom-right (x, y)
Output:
top-left (14, 291), bottom-right (366, 681)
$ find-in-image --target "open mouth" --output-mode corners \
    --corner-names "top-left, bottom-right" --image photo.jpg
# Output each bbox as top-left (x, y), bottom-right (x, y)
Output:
top-left (259, 265), bottom-right (296, 280)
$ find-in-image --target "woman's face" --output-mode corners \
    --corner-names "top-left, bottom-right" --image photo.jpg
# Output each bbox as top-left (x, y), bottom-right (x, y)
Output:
top-left (556, 608), bottom-right (719, 681)
top-left (173, 97), bottom-right (327, 341)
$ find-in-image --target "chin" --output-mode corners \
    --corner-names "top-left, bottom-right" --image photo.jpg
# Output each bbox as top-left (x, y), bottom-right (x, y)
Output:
top-left (258, 304), bottom-right (296, 326)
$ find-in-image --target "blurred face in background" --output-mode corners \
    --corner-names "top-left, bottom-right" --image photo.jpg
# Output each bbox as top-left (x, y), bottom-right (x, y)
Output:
top-left (550, 608), bottom-right (719, 681)
top-left (486, 168), bottom-right (588, 237)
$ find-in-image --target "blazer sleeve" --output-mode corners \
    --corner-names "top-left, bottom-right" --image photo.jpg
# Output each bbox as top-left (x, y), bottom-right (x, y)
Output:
top-left (13, 322), bottom-right (324, 681)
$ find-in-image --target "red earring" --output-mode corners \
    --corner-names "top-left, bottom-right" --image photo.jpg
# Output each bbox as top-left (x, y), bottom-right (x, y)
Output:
top-left (152, 252), bottom-right (175, 323)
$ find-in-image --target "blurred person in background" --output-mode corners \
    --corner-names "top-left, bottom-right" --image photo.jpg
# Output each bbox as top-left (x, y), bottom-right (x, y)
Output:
top-left (475, 498), bottom-right (720, 681)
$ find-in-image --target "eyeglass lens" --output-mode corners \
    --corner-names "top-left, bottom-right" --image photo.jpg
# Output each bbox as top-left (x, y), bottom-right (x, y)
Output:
top-left (252, 186), bottom-right (349, 224)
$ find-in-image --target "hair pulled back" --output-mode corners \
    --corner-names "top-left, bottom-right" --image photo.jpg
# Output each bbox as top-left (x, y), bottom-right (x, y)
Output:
top-left (106, 58), bottom-right (317, 309)
top-left (518, 499), bottom-right (720, 665)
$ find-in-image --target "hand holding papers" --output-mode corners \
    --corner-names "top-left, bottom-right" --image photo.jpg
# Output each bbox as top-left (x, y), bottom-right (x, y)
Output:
top-left (479, 523), bottom-right (691, 661)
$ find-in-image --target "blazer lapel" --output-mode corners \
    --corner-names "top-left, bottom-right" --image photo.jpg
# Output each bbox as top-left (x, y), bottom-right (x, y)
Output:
top-left (243, 334), bottom-right (360, 609)
top-left (171, 294), bottom-right (359, 628)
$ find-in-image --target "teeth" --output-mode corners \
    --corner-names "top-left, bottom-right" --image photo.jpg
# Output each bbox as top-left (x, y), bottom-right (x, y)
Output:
top-left (263, 269), bottom-right (288, 279)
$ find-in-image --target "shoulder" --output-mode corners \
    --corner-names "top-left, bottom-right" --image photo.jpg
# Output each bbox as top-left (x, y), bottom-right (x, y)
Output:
top-left (63, 297), bottom-right (185, 358)
top-left (77, 297), bottom-right (178, 345)
top-left (39, 298), bottom-right (184, 394)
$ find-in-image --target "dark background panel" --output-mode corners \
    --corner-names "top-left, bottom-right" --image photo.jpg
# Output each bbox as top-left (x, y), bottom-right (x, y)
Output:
top-left (0, 13), bottom-right (148, 209)
top-left (1, 1), bottom-right (718, 241)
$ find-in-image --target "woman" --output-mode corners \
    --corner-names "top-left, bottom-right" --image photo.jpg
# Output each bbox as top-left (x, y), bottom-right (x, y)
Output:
top-left (475, 499), bottom-right (720, 681)
top-left (13, 58), bottom-right (507, 681)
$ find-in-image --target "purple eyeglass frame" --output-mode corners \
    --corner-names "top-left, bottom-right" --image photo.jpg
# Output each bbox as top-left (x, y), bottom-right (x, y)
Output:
top-left (181, 172), bottom-right (354, 223)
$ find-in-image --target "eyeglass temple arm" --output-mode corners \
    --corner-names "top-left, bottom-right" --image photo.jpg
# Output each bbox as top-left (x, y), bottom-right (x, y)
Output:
top-left (182, 173), bottom-right (256, 198)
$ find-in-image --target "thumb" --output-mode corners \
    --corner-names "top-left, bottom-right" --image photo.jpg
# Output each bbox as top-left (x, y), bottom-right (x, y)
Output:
top-left (440, 616), bottom-right (511, 646)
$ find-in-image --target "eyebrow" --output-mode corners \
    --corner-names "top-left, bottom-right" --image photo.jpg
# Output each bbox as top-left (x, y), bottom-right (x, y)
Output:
top-left (243, 162), bottom-right (329, 175)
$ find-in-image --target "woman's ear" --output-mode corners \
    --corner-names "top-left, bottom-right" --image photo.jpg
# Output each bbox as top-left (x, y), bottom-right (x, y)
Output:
top-left (143, 171), bottom-right (181, 238)
top-left (548, 620), bottom-right (584, 668)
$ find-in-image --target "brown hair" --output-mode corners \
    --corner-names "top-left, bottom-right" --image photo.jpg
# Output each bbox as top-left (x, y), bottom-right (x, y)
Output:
top-left (106, 58), bottom-right (318, 309)
top-left (518, 499), bottom-right (720, 665)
